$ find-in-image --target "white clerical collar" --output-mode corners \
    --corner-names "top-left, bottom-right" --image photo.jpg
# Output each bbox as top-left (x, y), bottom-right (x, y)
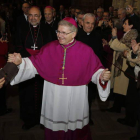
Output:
top-left (24, 14), bottom-right (28, 21)
top-left (33, 25), bottom-right (38, 27)
top-left (66, 39), bottom-right (74, 45)
top-left (87, 33), bottom-right (90, 35)
top-left (46, 20), bottom-right (53, 24)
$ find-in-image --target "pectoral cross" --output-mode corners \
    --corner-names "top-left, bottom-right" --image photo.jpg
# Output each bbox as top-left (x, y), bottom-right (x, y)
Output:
top-left (31, 44), bottom-right (38, 50)
top-left (59, 73), bottom-right (67, 84)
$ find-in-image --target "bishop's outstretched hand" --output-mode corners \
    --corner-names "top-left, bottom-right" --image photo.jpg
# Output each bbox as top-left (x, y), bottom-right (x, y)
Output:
top-left (100, 68), bottom-right (111, 82)
top-left (8, 53), bottom-right (22, 66)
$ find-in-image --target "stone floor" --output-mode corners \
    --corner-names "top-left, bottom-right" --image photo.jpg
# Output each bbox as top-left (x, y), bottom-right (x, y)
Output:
top-left (0, 85), bottom-right (137, 140)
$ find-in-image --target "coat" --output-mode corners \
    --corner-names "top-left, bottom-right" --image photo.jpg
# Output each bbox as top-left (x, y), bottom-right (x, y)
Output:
top-left (109, 29), bottom-right (138, 95)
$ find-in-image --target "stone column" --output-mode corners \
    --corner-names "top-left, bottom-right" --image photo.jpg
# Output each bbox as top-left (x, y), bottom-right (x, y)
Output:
top-left (119, 0), bottom-right (125, 8)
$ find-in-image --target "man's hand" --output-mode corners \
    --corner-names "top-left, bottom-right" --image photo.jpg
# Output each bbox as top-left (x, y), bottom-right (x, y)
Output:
top-left (0, 38), bottom-right (8, 43)
top-left (0, 78), bottom-right (5, 89)
top-left (8, 53), bottom-right (22, 66)
top-left (102, 39), bottom-right (108, 47)
top-left (98, 20), bottom-right (104, 27)
top-left (126, 5), bottom-right (134, 15)
top-left (131, 40), bottom-right (140, 54)
top-left (108, 20), bottom-right (113, 28)
top-left (123, 50), bottom-right (129, 58)
top-left (100, 68), bottom-right (111, 82)
top-left (112, 27), bottom-right (117, 37)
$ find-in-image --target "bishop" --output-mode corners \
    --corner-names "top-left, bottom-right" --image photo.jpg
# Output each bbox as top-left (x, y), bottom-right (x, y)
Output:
top-left (9, 17), bottom-right (111, 140)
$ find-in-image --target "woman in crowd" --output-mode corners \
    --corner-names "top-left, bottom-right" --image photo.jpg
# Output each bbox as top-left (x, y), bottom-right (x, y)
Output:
top-left (109, 17), bottom-right (138, 126)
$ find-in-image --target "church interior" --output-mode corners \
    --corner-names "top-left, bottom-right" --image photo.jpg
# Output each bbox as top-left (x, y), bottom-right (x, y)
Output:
top-left (0, 0), bottom-right (140, 140)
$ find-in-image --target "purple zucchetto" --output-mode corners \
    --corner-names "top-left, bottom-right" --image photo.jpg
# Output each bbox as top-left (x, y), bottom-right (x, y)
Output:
top-left (63, 17), bottom-right (78, 28)
top-left (45, 6), bottom-right (53, 10)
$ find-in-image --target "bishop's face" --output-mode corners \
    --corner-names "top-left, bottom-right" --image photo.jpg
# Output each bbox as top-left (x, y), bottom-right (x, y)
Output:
top-left (28, 7), bottom-right (42, 26)
top-left (57, 25), bottom-right (76, 45)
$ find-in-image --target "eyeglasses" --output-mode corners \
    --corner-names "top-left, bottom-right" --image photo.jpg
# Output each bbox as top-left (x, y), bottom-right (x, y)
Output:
top-left (56, 31), bottom-right (73, 36)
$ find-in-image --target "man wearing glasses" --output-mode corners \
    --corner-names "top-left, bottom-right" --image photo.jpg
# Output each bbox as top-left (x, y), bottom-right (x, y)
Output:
top-left (95, 7), bottom-right (104, 26)
top-left (15, 6), bottom-right (56, 130)
top-left (118, 8), bottom-right (127, 27)
top-left (9, 17), bottom-right (111, 140)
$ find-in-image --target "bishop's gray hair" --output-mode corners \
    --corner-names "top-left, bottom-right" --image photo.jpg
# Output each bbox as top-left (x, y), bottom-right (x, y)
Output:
top-left (82, 13), bottom-right (96, 21)
top-left (58, 20), bottom-right (78, 33)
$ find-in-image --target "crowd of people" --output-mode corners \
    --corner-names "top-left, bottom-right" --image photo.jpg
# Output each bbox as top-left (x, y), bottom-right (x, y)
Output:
top-left (0, 1), bottom-right (140, 140)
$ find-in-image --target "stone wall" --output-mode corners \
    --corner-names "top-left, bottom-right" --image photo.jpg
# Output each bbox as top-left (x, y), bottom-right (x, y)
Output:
top-left (112, 0), bottom-right (140, 12)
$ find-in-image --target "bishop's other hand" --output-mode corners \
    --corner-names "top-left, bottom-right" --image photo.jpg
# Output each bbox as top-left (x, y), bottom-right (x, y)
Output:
top-left (8, 53), bottom-right (22, 66)
top-left (100, 68), bottom-right (111, 82)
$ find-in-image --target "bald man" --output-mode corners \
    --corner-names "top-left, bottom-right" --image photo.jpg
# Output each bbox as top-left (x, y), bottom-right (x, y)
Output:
top-left (44, 6), bottom-right (58, 31)
top-left (15, 6), bottom-right (56, 130)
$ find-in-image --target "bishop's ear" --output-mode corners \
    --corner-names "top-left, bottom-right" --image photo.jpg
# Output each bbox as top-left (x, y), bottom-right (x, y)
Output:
top-left (72, 32), bottom-right (77, 39)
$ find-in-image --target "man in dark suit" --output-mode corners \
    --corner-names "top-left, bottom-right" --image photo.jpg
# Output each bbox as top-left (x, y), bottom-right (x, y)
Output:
top-left (118, 8), bottom-right (127, 27)
top-left (77, 11), bottom-right (85, 31)
top-left (16, 2), bottom-right (30, 29)
top-left (76, 13), bottom-right (104, 125)
top-left (126, 5), bottom-right (140, 33)
top-left (57, 5), bottom-right (65, 21)
top-left (73, 7), bottom-right (81, 22)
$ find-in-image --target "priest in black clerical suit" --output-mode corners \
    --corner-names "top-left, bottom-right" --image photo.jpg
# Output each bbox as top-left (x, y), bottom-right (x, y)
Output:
top-left (76, 13), bottom-right (104, 126)
top-left (44, 6), bottom-right (58, 32)
top-left (16, 21), bottom-right (56, 57)
top-left (76, 22), bottom-right (103, 64)
top-left (16, 2), bottom-right (30, 31)
top-left (15, 6), bottom-right (56, 130)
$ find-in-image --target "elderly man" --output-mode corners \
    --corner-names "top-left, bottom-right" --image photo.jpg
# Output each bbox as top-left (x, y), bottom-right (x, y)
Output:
top-left (44, 6), bottom-right (58, 31)
top-left (8, 17), bottom-right (110, 140)
top-left (126, 5), bottom-right (140, 33)
top-left (76, 13), bottom-right (104, 125)
top-left (15, 6), bottom-right (56, 130)
top-left (77, 13), bottom-right (103, 62)
top-left (118, 8), bottom-right (127, 27)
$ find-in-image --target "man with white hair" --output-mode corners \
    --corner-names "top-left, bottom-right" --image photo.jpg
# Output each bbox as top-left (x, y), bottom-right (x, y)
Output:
top-left (8, 17), bottom-right (110, 140)
top-left (118, 8), bottom-right (127, 27)
top-left (76, 13), bottom-right (104, 125)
